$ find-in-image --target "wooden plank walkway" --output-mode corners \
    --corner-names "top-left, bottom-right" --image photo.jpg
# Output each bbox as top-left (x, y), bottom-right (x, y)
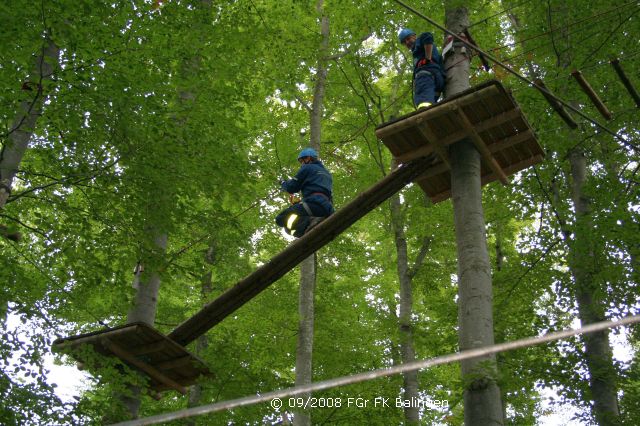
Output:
top-left (168, 154), bottom-right (436, 346)
top-left (52, 154), bottom-right (435, 388)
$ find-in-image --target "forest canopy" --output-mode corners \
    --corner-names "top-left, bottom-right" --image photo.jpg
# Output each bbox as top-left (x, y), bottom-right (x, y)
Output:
top-left (1, 0), bottom-right (639, 424)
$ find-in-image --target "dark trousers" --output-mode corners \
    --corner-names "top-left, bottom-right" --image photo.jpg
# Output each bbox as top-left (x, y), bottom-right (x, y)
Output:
top-left (414, 66), bottom-right (445, 106)
top-left (275, 198), bottom-right (333, 238)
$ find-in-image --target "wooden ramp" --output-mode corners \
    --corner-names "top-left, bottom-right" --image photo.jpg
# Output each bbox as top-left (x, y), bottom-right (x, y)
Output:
top-left (167, 154), bottom-right (436, 346)
top-left (52, 154), bottom-right (436, 388)
top-left (52, 323), bottom-right (210, 394)
top-left (375, 80), bottom-right (544, 203)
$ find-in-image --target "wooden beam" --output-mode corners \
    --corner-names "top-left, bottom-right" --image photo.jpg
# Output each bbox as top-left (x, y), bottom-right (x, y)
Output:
top-left (428, 187), bottom-right (452, 203)
top-left (154, 355), bottom-right (194, 371)
top-left (479, 155), bottom-right (544, 186)
top-left (488, 130), bottom-right (534, 153)
top-left (394, 109), bottom-right (523, 164)
top-left (52, 324), bottom-right (143, 351)
top-left (375, 83), bottom-right (502, 139)
top-left (534, 78), bottom-right (579, 129)
top-left (375, 102), bottom-right (458, 139)
top-left (127, 340), bottom-right (168, 356)
top-left (168, 155), bottom-right (437, 347)
top-left (457, 111), bottom-right (510, 185)
top-left (396, 127), bottom-right (467, 162)
top-left (500, 154), bottom-right (544, 177)
top-left (101, 338), bottom-right (187, 394)
top-left (429, 154), bottom-right (544, 203)
top-left (611, 58), bottom-right (640, 108)
top-left (571, 70), bottom-right (612, 120)
top-left (416, 125), bottom-right (450, 169)
top-left (415, 162), bottom-right (450, 182)
top-left (474, 108), bottom-right (522, 133)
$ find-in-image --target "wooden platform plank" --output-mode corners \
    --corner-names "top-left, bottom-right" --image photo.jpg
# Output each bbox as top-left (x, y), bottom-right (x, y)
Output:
top-left (102, 338), bottom-right (187, 394)
top-left (375, 80), bottom-right (544, 203)
top-left (417, 125), bottom-right (450, 169)
top-left (52, 323), bottom-right (211, 393)
top-left (458, 110), bottom-right (510, 184)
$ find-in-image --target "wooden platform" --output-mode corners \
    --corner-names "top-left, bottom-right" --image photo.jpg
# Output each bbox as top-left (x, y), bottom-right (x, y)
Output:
top-left (52, 323), bottom-right (211, 394)
top-left (375, 80), bottom-right (544, 203)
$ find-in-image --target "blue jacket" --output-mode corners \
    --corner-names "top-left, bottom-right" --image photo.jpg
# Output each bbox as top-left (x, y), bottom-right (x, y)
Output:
top-left (281, 160), bottom-right (333, 201)
top-left (412, 32), bottom-right (444, 75)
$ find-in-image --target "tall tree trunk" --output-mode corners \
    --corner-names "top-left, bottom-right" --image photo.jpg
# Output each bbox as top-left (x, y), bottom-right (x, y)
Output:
top-left (445, 4), bottom-right (504, 424)
top-left (387, 56), bottom-right (421, 422)
top-left (187, 245), bottom-right (215, 426)
top-left (120, 231), bottom-right (168, 417)
top-left (294, 254), bottom-right (316, 426)
top-left (389, 172), bottom-right (419, 425)
top-left (568, 149), bottom-right (620, 424)
top-left (127, 233), bottom-right (168, 325)
top-left (118, 1), bottom-right (212, 416)
top-left (0, 37), bottom-right (59, 210)
top-left (293, 2), bottom-right (329, 425)
top-left (547, 0), bottom-right (620, 420)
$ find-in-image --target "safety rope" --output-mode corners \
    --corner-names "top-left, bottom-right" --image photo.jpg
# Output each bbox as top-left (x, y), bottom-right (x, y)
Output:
top-left (110, 314), bottom-right (640, 426)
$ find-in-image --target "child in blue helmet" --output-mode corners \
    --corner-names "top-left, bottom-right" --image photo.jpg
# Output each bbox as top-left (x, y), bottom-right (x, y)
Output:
top-left (398, 28), bottom-right (445, 109)
top-left (275, 148), bottom-right (334, 238)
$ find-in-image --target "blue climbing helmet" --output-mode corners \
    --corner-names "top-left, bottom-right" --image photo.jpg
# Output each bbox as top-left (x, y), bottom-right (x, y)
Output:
top-left (298, 148), bottom-right (318, 160)
top-left (398, 28), bottom-right (415, 44)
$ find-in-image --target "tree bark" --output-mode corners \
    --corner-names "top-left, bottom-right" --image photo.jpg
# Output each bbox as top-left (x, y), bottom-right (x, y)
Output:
top-left (390, 161), bottom-right (420, 425)
top-left (121, 231), bottom-right (168, 417)
top-left (187, 245), bottom-right (215, 426)
top-left (387, 59), bottom-right (420, 423)
top-left (294, 254), bottom-right (316, 426)
top-left (445, 4), bottom-right (504, 424)
top-left (118, 1), bottom-right (213, 416)
top-left (568, 149), bottom-right (620, 425)
top-left (293, 2), bottom-right (329, 424)
top-left (127, 233), bottom-right (168, 325)
top-left (0, 37), bottom-right (59, 210)
top-left (308, 0), bottom-right (329, 150)
top-left (546, 0), bottom-right (621, 420)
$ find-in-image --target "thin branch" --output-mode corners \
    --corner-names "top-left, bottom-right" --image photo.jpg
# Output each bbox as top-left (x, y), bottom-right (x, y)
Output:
top-left (326, 32), bottom-right (372, 61)
top-left (291, 90), bottom-right (312, 113)
top-left (408, 236), bottom-right (432, 279)
top-left (0, 212), bottom-right (48, 240)
top-left (579, 8), bottom-right (640, 68)
top-left (497, 238), bottom-right (563, 308)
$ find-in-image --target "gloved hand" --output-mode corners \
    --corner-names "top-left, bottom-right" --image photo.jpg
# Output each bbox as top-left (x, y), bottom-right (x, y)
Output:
top-left (289, 194), bottom-right (300, 204)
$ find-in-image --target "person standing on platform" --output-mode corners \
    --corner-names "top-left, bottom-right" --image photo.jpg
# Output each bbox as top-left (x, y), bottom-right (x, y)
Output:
top-left (398, 28), bottom-right (446, 109)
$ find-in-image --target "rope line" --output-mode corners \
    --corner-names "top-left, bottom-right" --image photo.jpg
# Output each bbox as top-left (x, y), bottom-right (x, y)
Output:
top-left (500, 5), bottom-right (640, 69)
top-left (110, 314), bottom-right (640, 426)
top-left (508, 51), bottom-right (640, 91)
top-left (468, 0), bottom-right (535, 28)
top-left (392, 0), bottom-right (638, 150)
top-left (490, 1), bottom-right (639, 54)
